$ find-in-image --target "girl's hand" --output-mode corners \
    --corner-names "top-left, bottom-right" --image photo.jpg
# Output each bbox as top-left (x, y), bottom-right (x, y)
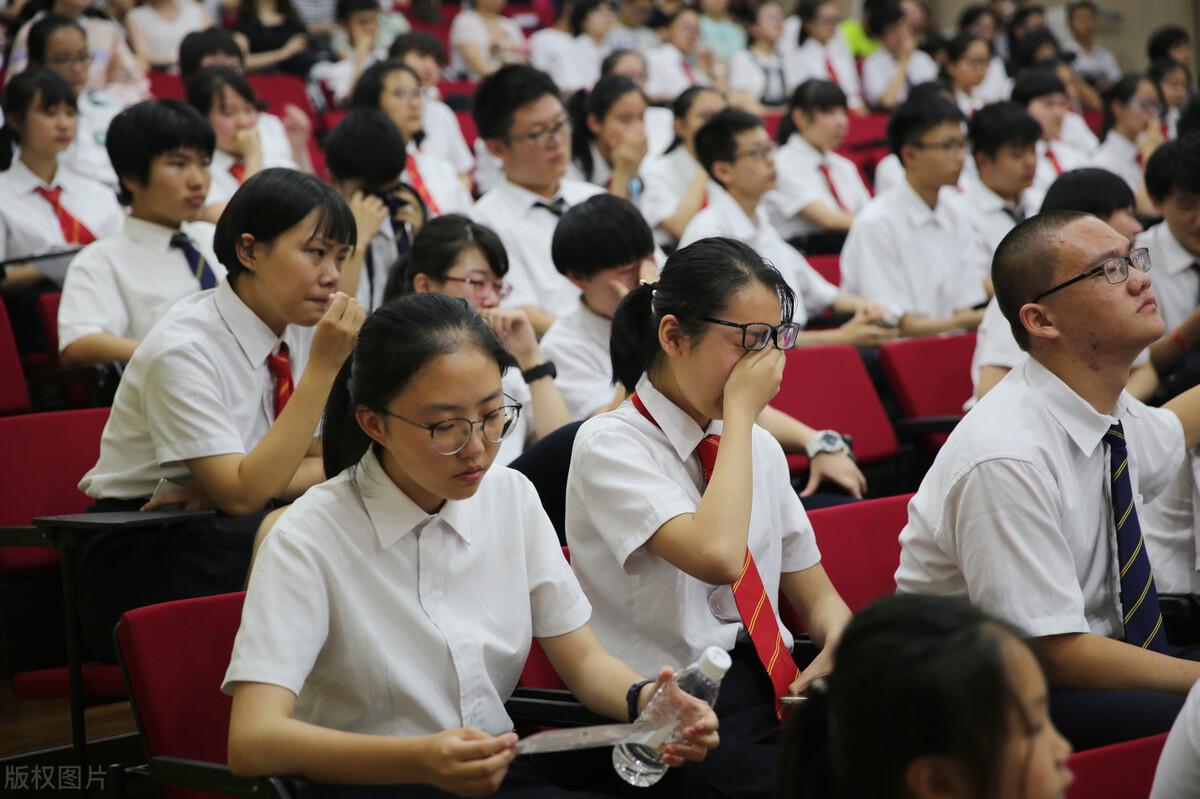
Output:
top-left (638, 666), bottom-right (720, 767)
top-left (789, 645), bottom-right (835, 696)
top-left (349, 191), bottom-right (389, 244)
top-left (480, 308), bottom-right (539, 366)
top-left (803, 452), bottom-right (866, 499)
top-left (419, 728), bottom-right (518, 797)
top-left (722, 346), bottom-right (785, 422)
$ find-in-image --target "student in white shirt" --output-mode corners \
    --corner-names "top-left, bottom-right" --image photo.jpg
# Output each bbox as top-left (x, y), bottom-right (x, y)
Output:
top-left (897, 210), bottom-right (1200, 749)
top-left (871, 80), bottom-right (966, 197)
top-left (644, 8), bottom-right (713, 104)
top-left (566, 238), bottom-right (853, 795)
top-left (942, 32), bottom-right (991, 117)
top-left (728, 0), bottom-right (788, 113)
top-left (605, 0), bottom-right (656, 54)
top-left (59, 99), bottom-right (219, 368)
top-left (639, 86), bottom-right (727, 248)
top-left (1011, 70), bottom-right (1092, 212)
top-left (1065, 0), bottom-right (1119, 90)
top-left (842, 93), bottom-right (987, 338)
top-left (1152, 681), bottom-right (1200, 799)
top-left (470, 65), bottom-right (605, 336)
top-left (307, 0), bottom-right (385, 107)
top-left (566, 74), bottom-right (647, 201)
top-left (960, 101), bottom-right (1039, 268)
top-left (767, 79), bottom-right (871, 252)
top-left (126, 0), bottom-right (212, 72)
top-left (527, 0), bottom-right (575, 80)
top-left (861, 2), bottom-right (937, 111)
top-left (348, 62), bottom-right (474, 216)
top-left (1152, 59), bottom-right (1191, 141)
top-left (781, 595), bottom-right (1075, 799)
top-left (598, 48), bottom-right (676, 156)
top-left (1095, 74), bottom-right (1164, 217)
top-left (224, 292), bottom-right (718, 794)
top-left (559, 0), bottom-right (616, 94)
top-left (449, 0), bottom-right (528, 80)
top-left (76, 169), bottom-right (365, 662)
top-left (781, 0), bottom-right (862, 110)
top-left (0, 69), bottom-right (122, 301)
top-left (956, 4), bottom-right (1011, 104)
top-left (1148, 25), bottom-right (1193, 72)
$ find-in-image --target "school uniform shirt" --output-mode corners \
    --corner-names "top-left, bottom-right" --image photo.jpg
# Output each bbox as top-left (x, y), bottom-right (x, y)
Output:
top-left (206, 127), bottom-right (300, 207)
top-left (639, 146), bottom-right (704, 247)
top-left (529, 27), bottom-right (575, 79)
top-left (955, 88), bottom-right (984, 118)
top-left (356, 218), bottom-right (403, 313)
top-left (1166, 107), bottom-right (1181, 142)
top-left (872, 153), bottom-right (905, 196)
top-left (679, 185), bottom-right (839, 326)
top-left (977, 56), bottom-right (1012, 105)
top-left (729, 48), bottom-right (788, 108)
top-left (841, 179), bottom-right (988, 320)
top-left (861, 48), bottom-right (938, 108)
top-left (558, 35), bottom-right (609, 94)
top-left (644, 43), bottom-right (710, 102)
top-left (565, 375), bottom-right (821, 674)
top-left (645, 106), bottom-right (676, 157)
top-left (422, 93), bottom-right (476, 176)
top-left (605, 23), bottom-right (659, 54)
top-left (469, 177), bottom-right (604, 315)
top-left (405, 146), bottom-right (474, 216)
top-left (956, 174), bottom-right (1023, 268)
top-left (1138, 457), bottom-right (1200, 596)
top-left (78, 279), bottom-right (312, 500)
top-left (780, 33), bottom-right (863, 109)
top-left (472, 138), bottom-right (505, 195)
top-left (58, 217), bottom-right (222, 351)
top-left (766, 132), bottom-right (871, 240)
top-left (1065, 41), bottom-right (1122, 87)
top-left (540, 302), bottom-right (613, 420)
top-left (222, 448), bottom-right (591, 736)
top-left (309, 50), bottom-right (386, 105)
top-left (1139, 222), bottom-right (1200, 333)
top-left (1062, 111), bottom-right (1100, 156)
top-left (895, 356), bottom-right (1185, 640)
top-left (1150, 679), bottom-right (1200, 798)
top-left (1025, 138), bottom-right (1090, 214)
top-left (126, 0), bottom-right (209, 67)
top-left (1093, 130), bottom-right (1143, 196)
top-left (449, 9), bottom-right (527, 80)
top-left (62, 91), bottom-right (125, 192)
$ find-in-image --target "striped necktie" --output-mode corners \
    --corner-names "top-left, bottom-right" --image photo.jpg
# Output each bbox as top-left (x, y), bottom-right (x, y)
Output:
top-left (170, 232), bottom-right (218, 290)
top-left (1105, 422), bottom-right (1168, 652)
top-left (266, 342), bottom-right (294, 419)
top-left (34, 186), bottom-right (96, 245)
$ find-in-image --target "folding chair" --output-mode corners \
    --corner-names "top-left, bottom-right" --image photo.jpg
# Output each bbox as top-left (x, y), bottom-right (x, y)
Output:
top-left (878, 332), bottom-right (977, 453)
top-left (806, 493), bottom-right (912, 612)
top-left (1066, 732), bottom-right (1168, 799)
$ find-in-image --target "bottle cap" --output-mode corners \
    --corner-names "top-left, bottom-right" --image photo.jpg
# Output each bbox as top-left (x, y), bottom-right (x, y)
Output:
top-left (698, 646), bottom-right (732, 681)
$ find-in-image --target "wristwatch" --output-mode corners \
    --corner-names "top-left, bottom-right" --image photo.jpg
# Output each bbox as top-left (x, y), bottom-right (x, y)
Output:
top-left (805, 430), bottom-right (851, 460)
top-left (521, 361), bottom-right (557, 384)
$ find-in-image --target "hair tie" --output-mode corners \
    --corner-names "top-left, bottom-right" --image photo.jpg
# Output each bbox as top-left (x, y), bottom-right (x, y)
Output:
top-left (640, 279), bottom-right (659, 297)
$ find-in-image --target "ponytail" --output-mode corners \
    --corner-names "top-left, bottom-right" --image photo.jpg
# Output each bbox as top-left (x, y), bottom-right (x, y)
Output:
top-left (609, 281), bottom-right (658, 393)
top-left (321, 357), bottom-right (369, 478)
top-left (568, 87), bottom-right (596, 181)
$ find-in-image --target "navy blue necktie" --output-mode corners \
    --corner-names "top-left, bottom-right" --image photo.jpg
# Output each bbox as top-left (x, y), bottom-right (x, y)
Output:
top-left (170, 232), bottom-right (217, 290)
top-left (1105, 422), bottom-right (1169, 652)
top-left (534, 198), bottom-right (567, 217)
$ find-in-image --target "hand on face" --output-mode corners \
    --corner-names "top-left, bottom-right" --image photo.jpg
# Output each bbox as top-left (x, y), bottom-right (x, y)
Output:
top-left (722, 346), bottom-right (785, 422)
top-left (479, 307), bottom-right (538, 364)
top-left (309, 292), bottom-right (365, 375)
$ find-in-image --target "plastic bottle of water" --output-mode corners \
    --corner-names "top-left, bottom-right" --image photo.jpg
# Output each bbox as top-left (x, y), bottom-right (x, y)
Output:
top-left (612, 646), bottom-right (732, 787)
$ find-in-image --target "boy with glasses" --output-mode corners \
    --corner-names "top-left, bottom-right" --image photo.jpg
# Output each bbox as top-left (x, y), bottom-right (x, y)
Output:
top-left (841, 93), bottom-right (988, 337)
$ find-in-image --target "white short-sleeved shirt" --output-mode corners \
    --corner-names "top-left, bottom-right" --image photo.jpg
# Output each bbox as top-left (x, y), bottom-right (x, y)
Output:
top-left (895, 357), bottom-right (1185, 639)
top-left (639, 146), bottom-right (704, 247)
top-left (1139, 222), bottom-right (1200, 332)
top-left (223, 450), bottom-right (591, 736)
top-left (421, 96), bottom-right (476, 175)
top-left (1061, 112), bottom-right (1100, 157)
top-left (1139, 456), bottom-right (1200, 596)
top-left (644, 44), bottom-right (710, 102)
top-left (62, 92), bottom-right (126, 192)
top-left (58, 217), bottom-right (222, 351)
top-left (449, 10), bottom-right (527, 80)
top-left (872, 152), bottom-right (905, 195)
top-left (557, 35), bottom-right (608, 94)
top-left (469, 178), bottom-right (604, 315)
top-left (206, 118), bottom-right (299, 207)
top-left (1024, 138), bottom-right (1090, 213)
top-left (357, 218), bottom-right (403, 313)
top-left (1093, 131), bottom-right (1142, 195)
top-left (565, 375), bottom-right (822, 673)
top-left (1151, 678), bottom-right (1200, 799)
top-left (956, 175), bottom-right (1022, 268)
top-left (977, 56), bottom-right (1012, 105)
top-left (679, 185), bottom-right (839, 325)
top-left (780, 30), bottom-right (863, 108)
top-left (127, 0), bottom-right (208, 67)
top-left (861, 48), bottom-right (938, 108)
top-left (841, 178), bottom-right (988, 319)
top-left (406, 147), bottom-right (474, 216)
top-left (1066, 42), bottom-right (1122, 87)
top-left (0, 159), bottom-right (123, 278)
top-left (729, 48), bottom-right (788, 107)
top-left (79, 280), bottom-right (312, 500)
top-left (529, 27), bottom-right (574, 77)
top-left (766, 133), bottom-right (871, 240)
top-left (956, 88), bottom-right (984, 118)
top-left (540, 302), bottom-right (613, 420)
top-left (309, 51), bottom-right (385, 105)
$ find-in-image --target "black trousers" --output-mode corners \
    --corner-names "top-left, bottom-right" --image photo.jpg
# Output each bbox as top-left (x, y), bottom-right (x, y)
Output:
top-left (75, 498), bottom-right (268, 662)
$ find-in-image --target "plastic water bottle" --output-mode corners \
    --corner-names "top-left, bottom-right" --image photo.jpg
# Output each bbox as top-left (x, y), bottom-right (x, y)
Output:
top-left (612, 646), bottom-right (732, 787)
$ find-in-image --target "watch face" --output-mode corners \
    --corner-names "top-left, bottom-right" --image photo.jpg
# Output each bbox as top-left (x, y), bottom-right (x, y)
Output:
top-left (818, 432), bottom-right (841, 449)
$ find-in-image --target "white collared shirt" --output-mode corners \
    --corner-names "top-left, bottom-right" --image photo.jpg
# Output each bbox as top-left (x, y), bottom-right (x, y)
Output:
top-left (79, 280), bottom-right (312, 500)
top-left (541, 302), bottom-right (614, 420)
top-left (405, 146), bottom-right (474, 216)
top-left (729, 48), bottom-right (788, 107)
top-left (766, 133), bottom-right (871, 240)
top-left (896, 357), bottom-right (1185, 639)
top-left (567, 141), bottom-right (615, 188)
top-left (841, 178), bottom-right (988, 319)
top-left (1066, 41), bottom-right (1121, 86)
top-left (1025, 138), bottom-right (1090, 213)
top-left (957, 174), bottom-right (1022, 267)
top-left (644, 43), bottom-right (710, 102)
top-left (449, 9), bottom-right (526, 80)
top-left (861, 47), bottom-right (938, 108)
top-left (639, 146), bottom-right (704, 247)
top-left (0, 159), bottom-right (123, 274)
top-left (565, 375), bottom-right (821, 673)
top-left (58, 216), bottom-right (223, 351)
top-left (469, 177), bottom-right (604, 314)
top-left (977, 56), bottom-right (1012, 104)
top-left (1150, 677), bottom-right (1200, 798)
top-left (496, 369), bottom-right (532, 465)
top-left (1093, 130), bottom-right (1142, 195)
top-left (560, 34), bottom-right (609, 94)
top-left (1139, 222), bottom-right (1200, 331)
top-left (421, 96), bottom-right (476, 175)
top-left (1138, 456), bottom-right (1200, 596)
top-left (310, 50), bottom-right (386, 105)
top-left (1062, 111), bottom-right (1100, 156)
top-left (529, 27), bottom-right (574, 77)
top-left (780, 28), bottom-right (862, 107)
top-left (206, 115), bottom-right (299, 206)
top-left (359, 217), bottom-right (402, 313)
top-left (223, 449), bottom-right (591, 736)
top-left (62, 91), bottom-right (126, 192)
top-left (679, 184), bottom-right (839, 325)
top-left (955, 88), bottom-right (983, 117)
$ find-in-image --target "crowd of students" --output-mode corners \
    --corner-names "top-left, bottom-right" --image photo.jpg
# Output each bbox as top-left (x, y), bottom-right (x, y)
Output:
top-left (8, 0), bottom-right (1200, 796)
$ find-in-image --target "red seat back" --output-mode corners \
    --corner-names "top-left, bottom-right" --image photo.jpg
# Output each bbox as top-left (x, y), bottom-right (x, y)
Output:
top-left (0, 301), bottom-right (31, 415)
top-left (1066, 733), bottom-right (1167, 799)
top-left (807, 493), bottom-right (911, 612)
top-left (519, 547), bottom-right (569, 690)
top-left (35, 292), bottom-right (60, 368)
top-left (878, 333), bottom-right (976, 419)
top-left (807, 254), bottom-right (840, 286)
top-left (246, 73), bottom-right (317, 129)
top-left (456, 110), bottom-right (478, 147)
top-left (148, 71), bottom-right (185, 100)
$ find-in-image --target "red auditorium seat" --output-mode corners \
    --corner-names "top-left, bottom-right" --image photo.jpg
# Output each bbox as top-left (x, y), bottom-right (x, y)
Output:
top-left (1083, 110), bottom-right (1104, 139)
top-left (148, 71), bottom-right (185, 101)
top-left (878, 332), bottom-right (976, 452)
top-left (806, 493), bottom-right (911, 612)
top-left (806, 253), bottom-right (840, 286)
top-left (35, 291), bottom-right (61, 368)
top-left (247, 73), bottom-right (318, 129)
top-left (1066, 733), bottom-right (1168, 799)
top-left (456, 109), bottom-right (478, 146)
top-left (518, 547), bottom-right (570, 690)
top-left (0, 301), bottom-right (31, 415)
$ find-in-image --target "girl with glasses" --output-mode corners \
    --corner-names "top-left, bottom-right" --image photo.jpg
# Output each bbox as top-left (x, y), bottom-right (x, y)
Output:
top-left (225, 292), bottom-right (718, 797)
top-left (565, 236), bottom-right (853, 797)
top-left (941, 32), bottom-right (992, 117)
top-left (1095, 74), bottom-right (1164, 216)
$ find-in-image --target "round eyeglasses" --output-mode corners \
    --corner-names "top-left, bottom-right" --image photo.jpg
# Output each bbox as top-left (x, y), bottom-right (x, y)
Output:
top-left (1031, 247), bottom-right (1152, 302)
top-left (380, 401), bottom-right (523, 455)
top-left (701, 317), bottom-right (802, 351)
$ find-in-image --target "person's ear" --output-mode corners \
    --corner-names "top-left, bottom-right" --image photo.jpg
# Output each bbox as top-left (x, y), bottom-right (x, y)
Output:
top-left (484, 137), bottom-right (509, 162)
top-left (235, 233), bottom-right (259, 272)
top-left (904, 755), bottom-right (972, 799)
top-left (1020, 300), bottom-right (1060, 344)
top-left (659, 314), bottom-right (690, 357)
top-left (565, 271), bottom-right (590, 291)
top-left (587, 112), bottom-right (603, 138)
top-left (356, 407), bottom-right (389, 448)
top-left (790, 107), bottom-right (807, 134)
top-left (712, 160), bottom-right (735, 185)
top-left (900, 141), bottom-right (916, 169)
top-left (411, 272), bottom-right (436, 294)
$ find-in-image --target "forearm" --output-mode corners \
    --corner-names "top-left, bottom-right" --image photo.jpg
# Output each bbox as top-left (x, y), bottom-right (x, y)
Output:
top-left (661, 178), bottom-right (708, 238)
top-left (1037, 632), bottom-right (1200, 694)
top-left (1164, 382), bottom-right (1200, 449)
top-left (521, 306), bottom-right (557, 338)
top-left (782, 565), bottom-right (851, 650)
top-left (280, 456), bottom-right (325, 500)
top-left (688, 414), bottom-right (756, 569)
top-left (877, 67), bottom-right (907, 109)
top-left (61, 333), bottom-right (139, 367)
top-left (1151, 311), bottom-right (1200, 375)
top-left (756, 405), bottom-right (814, 454)
top-left (244, 48), bottom-right (294, 71)
top-left (609, 170), bottom-right (638, 201)
top-left (540, 626), bottom-right (651, 722)
top-left (1, 264), bottom-right (47, 292)
top-left (899, 312), bottom-right (975, 338)
top-left (337, 250), bottom-right (366, 301)
top-left (801, 201), bottom-right (853, 232)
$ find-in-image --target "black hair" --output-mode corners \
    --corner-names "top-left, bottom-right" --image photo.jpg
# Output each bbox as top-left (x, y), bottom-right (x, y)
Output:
top-left (663, 85), bottom-right (724, 153)
top-left (185, 65), bottom-right (258, 119)
top-left (349, 60), bottom-right (423, 134)
top-left (213, 168), bottom-right (357, 287)
top-left (238, 0), bottom-right (301, 28)
top-left (1012, 27), bottom-right (1061, 73)
top-left (956, 4), bottom-right (997, 36)
top-left (568, 74), bottom-right (643, 181)
top-left (600, 48), bottom-right (645, 79)
top-left (1067, 0), bottom-right (1097, 21)
top-left (1102, 73), bottom-right (1150, 138)
top-left (473, 64), bottom-right (562, 141)
top-left (864, 1), bottom-right (903, 40)
top-left (27, 13), bottom-right (85, 66)
top-left (610, 237), bottom-right (795, 392)
top-left (1148, 25), bottom-right (1190, 65)
top-left (0, 68), bottom-right (76, 172)
top-left (391, 213), bottom-right (509, 300)
top-left (106, 99), bottom-right (215, 205)
top-left (551, 194), bottom-right (654, 278)
top-left (886, 92), bottom-right (965, 160)
top-left (325, 108), bottom-right (407, 188)
top-left (942, 32), bottom-right (991, 84)
top-left (796, 0), bottom-right (836, 46)
top-left (694, 107), bottom-right (764, 183)
top-left (968, 101), bottom-right (1041, 161)
top-left (1145, 134), bottom-right (1200, 204)
top-left (777, 79), bottom-right (846, 144)
top-left (179, 27), bottom-right (245, 79)
top-left (1009, 5), bottom-right (1045, 37)
top-left (1150, 58), bottom-right (1192, 106)
top-left (778, 594), bottom-right (1031, 799)
top-left (388, 30), bottom-right (446, 65)
top-left (336, 0), bottom-right (377, 21)
top-left (1040, 167), bottom-right (1135, 218)
top-left (322, 294), bottom-right (516, 477)
top-left (994, 210), bottom-right (1091, 349)
top-left (1010, 68), bottom-right (1067, 107)
top-left (570, 0), bottom-right (611, 36)
top-left (1180, 95), bottom-right (1200, 139)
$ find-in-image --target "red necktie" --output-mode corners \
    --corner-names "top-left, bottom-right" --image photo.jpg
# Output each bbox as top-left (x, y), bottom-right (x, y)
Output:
top-left (34, 186), bottom-right (95, 245)
top-left (824, 55), bottom-right (841, 87)
top-left (405, 154), bottom-right (441, 216)
top-left (631, 393), bottom-right (798, 719)
top-left (1046, 145), bottom-right (1064, 176)
top-left (229, 162), bottom-right (246, 184)
top-left (266, 342), bottom-right (294, 419)
top-left (818, 162), bottom-right (849, 212)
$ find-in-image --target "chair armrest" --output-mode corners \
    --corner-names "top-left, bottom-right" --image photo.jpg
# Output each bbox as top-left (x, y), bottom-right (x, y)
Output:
top-left (894, 416), bottom-right (963, 436)
top-left (0, 525), bottom-right (50, 547)
top-left (147, 756), bottom-right (306, 799)
top-left (506, 688), bottom-right (608, 727)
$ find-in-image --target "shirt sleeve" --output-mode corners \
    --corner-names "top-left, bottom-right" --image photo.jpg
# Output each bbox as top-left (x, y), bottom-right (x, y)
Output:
top-left (973, 298), bottom-right (1025, 371)
top-left (57, 248), bottom-right (131, 349)
top-left (540, 331), bottom-right (612, 420)
top-left (840, 214), bottom-right (907, 316)
top-left (1129, 404), bottom-right (1187, 504)
top-left (638, 159), bottom-right (681, 230)
top-left (728, 50), bottom-right (761, 98)
top-left (1151, 679), bottom-right (1200, 799)
top-left (451, 11), bottom-right (487, 48)
top-left (142, 344), bottom-right (250, 464)
top-left (861, 52), bottom-right (890, 107)
top-left (517, 474), bottom-right (592, 638)
top-left (763, 432), bottom-right (821, 573)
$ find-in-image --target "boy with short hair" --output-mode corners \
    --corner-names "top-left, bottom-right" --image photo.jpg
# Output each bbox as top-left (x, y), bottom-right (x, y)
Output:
top-left (310, 0), bottom-right (385, 106)
top-left (961, 100), bottom-right (1040, 260)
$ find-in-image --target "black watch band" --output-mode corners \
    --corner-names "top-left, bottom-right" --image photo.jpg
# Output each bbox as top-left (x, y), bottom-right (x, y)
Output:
top-left (626, 678), bottom-right (654, 722)
top-left (522, 361), bottom-right (557, 384)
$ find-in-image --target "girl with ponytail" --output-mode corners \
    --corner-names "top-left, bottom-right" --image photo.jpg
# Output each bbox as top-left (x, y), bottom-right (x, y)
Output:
top-left (227, 292), bottom-right (719, 795)
top-left (566, 236), bottom-right (853, 796)
top-left (779, 593), bottom-right (1074, 799)
top-left (567, 73), bottom-right (649, 202)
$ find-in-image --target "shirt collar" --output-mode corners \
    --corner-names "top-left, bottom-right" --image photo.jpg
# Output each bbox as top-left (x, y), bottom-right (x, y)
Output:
top-left (355, 447), bottom-right (472, 550)
top-left (896, 178), bottom-right (942, 228)
top-left (785, 132), bottom-right (824, 163)
top-left (1023, 358), bottom-right (1137, 457)
top-left (964, 175), bottom-right (1012, 214)
top-left (500, 178), bottom-right (565, 215)
top-left (577, 300), bottom-right (613, 345)
top-left (123, 215), bottom-right (183, 251)
top-left (1147, 223), bottom-right (1197, 275)
top-left (7, 158), bottom-right (56, 193)
top-left (633, 374), bottom-right (722, 463)
top-left (213, 280), bottom-right (288, 368)
top-left (706, 183), bottom-right (758, 236)
top-left (1104, 130), bottom-right (1138, 159)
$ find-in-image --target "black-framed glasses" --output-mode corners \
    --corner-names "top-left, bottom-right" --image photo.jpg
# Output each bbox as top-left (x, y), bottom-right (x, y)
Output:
top-left (735, 144), bottom-right (776, 162)
top-left (911, 138), bottom-right (967, 152)
top-left (441, 275), bottom-right (514, 299)
top-left (379, 399), bottom-right (523, 455)
top-left (701, 317), bottom-right (802, 351)
top-left (505, 117), bottom-right (571, 149)
top-left (1031, 247), bottom-right (1152, 302)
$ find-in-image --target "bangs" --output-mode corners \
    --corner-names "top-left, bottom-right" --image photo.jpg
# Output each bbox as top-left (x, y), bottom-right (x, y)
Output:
top-left (33, 78), bottom-right (77, 113)
top-left (306, 188), bottom-right (359, 251)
